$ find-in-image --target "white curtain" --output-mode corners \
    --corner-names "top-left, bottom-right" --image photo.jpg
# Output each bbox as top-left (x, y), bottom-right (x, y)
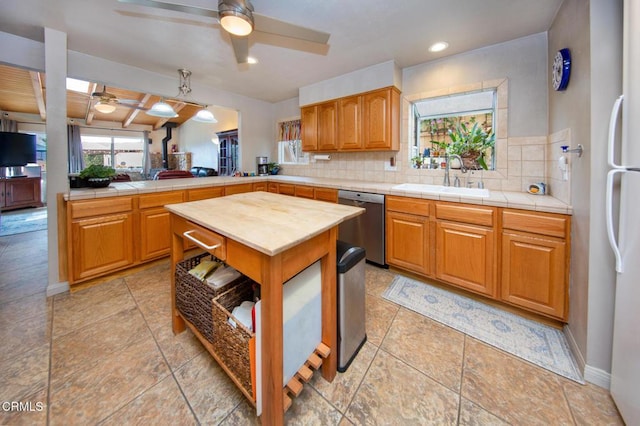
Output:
top-left (142, 130), bottom-right (151, 179)
top-left (67, 124), bottom-right (84, 173)
top-left (0, 118), bottom-right (18, 132)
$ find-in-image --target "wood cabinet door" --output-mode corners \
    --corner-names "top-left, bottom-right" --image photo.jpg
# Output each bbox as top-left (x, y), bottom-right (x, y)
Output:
top-left (435, 221), bottom-right (496, 297)
top-left (301, 105), bottom-right (318, 151)
top-left (317, 101), bottom-right (338, 151)
top-left (253, 182), bottom-right (268, 192)
top-left (386, 211), bottom-right (431, 276)
top-left (139, 207), bottom-right (171, 261)
top-left (338, 95), bottom-right (362, 150)
top-left (501, 232), bottom-right (567, 320)
top-left (3, 177), bottom-right (40, 209)
top-left (363, 88), bottom-right (396, 150)
top-left (70, 213), bottom-right (134, 282)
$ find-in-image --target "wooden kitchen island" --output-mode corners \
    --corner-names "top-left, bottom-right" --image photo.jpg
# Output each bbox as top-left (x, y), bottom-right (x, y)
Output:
top-left (165, 191), bottom-right (363, 425)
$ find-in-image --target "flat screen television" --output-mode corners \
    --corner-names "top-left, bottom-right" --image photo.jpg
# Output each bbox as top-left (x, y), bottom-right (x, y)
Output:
top-left (0, 132), bottom-right (37, 167)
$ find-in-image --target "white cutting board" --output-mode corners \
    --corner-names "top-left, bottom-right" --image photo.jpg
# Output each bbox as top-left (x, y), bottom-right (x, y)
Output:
top-left (255, 260), bottom-right (322, 415)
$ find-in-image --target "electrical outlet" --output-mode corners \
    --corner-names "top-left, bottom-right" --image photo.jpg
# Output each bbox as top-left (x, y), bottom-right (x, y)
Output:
top-left (384, 156), bottom-right (397, 171)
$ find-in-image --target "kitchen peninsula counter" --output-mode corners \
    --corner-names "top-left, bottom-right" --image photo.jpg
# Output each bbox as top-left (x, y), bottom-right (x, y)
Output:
top-left (63, 174), bottom-right (572, 215)
top-left (165, 192), bottom-right (363, 424)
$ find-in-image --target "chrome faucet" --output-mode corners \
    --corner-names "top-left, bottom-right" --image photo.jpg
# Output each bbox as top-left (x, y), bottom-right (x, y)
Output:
top-left (443, 154), bottom-right (467, 186)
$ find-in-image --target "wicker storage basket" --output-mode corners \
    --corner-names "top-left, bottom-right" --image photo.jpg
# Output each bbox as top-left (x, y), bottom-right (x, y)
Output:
top-left (175, 252), bottom-right (242, 344)
top-left (212, 279), bottom-right (256, 398)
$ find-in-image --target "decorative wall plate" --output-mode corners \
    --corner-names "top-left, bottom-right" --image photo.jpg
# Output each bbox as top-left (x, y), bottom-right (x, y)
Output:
top-left (552, 48), bottom-right (571, 91)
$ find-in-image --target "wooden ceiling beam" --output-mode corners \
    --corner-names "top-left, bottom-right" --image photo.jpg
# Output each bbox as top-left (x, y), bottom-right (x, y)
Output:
top-left (123, 93), bottom-right (151, 128)
top-left (29, 71), bottom-right (46, 120)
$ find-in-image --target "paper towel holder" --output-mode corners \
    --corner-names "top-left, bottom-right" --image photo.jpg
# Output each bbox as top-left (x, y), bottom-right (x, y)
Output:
top-left (561, 144), bottom-right (583, 157)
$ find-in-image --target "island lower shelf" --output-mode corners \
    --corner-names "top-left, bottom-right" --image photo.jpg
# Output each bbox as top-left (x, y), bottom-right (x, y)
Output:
top-left (175, 254), bottom-right (332, 413)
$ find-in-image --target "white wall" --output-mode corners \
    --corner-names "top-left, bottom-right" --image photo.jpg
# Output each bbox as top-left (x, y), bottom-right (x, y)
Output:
top-left (180, 106), bottom-right (239, 171)
top-left (403, 33), bottom-right (549, 137)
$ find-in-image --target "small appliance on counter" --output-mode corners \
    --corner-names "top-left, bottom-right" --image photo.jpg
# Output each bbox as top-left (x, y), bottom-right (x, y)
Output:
top-left (257, 156), bottom-right (268, 176)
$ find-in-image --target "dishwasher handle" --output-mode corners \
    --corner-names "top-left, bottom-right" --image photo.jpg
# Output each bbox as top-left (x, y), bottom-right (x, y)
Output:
top-left (338, 190), bottom-right (385, 204)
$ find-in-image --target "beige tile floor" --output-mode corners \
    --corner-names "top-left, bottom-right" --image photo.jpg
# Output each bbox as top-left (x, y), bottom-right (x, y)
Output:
top-left (0, 229), bottom-right (624, 425)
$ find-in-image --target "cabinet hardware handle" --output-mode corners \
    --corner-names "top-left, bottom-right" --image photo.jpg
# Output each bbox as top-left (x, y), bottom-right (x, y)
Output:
top-left (183, 230), bottom-right (221, 251)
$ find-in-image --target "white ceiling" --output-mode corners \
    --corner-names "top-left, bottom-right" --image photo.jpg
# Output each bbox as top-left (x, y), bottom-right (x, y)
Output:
top-left (0, 0), bottom-right (563, 103)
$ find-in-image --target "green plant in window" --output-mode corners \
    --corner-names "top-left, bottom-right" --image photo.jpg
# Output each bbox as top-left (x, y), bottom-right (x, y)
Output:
top-left (446, 121), bottom-right (495, 170)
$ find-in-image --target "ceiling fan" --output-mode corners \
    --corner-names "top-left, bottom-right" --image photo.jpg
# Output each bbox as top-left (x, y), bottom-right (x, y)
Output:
top-left (90, 86), bottom-right (149, 114)
top-left (117, 0), bottom-right (331, 64)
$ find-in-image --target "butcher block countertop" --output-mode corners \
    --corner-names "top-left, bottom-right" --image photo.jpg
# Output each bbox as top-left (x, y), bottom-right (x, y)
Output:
top-left (164, 191), bottom-right (364, 256)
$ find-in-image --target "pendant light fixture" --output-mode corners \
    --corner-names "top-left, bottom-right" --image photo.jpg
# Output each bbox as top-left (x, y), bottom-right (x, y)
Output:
top-left (146, 69), bottom-right (216, 122)
top-left (94, 101), bottom-right (117, 114)
top-left (146, 99), bottom-right (178, 118)
top-left (218, 0), bottom-right (254, 36)
top-left (192, 108), bottom-right (218, 123)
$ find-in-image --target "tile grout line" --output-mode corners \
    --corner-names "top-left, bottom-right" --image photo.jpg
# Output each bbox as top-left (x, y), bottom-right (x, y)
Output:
top-left (118, 275), bottom-right (202, 425)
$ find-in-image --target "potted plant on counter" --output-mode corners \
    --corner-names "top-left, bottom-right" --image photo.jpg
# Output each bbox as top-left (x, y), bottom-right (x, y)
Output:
top-left (267, 162), bottom-right (280, 175)
top-left (445, 121), bottom-right (495, 170)
top-left (79, 164), bottom-right (116, 188)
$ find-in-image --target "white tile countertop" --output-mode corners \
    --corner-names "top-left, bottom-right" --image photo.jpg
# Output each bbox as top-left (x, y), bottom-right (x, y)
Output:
top-left (63, 174), bottom-right (572, 215)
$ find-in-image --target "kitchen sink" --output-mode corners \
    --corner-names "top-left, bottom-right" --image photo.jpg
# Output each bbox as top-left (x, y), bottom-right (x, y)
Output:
top-left (391, 183), bottom-right (490, 198)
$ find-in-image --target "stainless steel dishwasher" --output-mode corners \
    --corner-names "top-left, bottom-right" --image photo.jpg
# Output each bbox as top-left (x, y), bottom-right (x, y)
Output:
top-left (338, 190), bottom-right (386, 267)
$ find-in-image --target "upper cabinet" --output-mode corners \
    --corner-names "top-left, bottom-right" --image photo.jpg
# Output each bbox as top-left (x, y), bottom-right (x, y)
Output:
top-left (301, 86), bottom-right (400, 152)
top-left (362, 88), bottom-right (400, 150)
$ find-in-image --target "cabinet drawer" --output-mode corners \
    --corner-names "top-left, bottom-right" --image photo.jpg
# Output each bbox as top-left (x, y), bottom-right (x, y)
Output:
top-left (314, 187), bottom-right (338, 203)
top-left (225, 183), bottom-right (253, 195)
top-left (139, 191), bottom-right (185, 209)
top-left (278, 183), bottom-right (295, 196)
top-left (182, 220), bottom-right (226, 260)
top-left (295, 185), bottom-right (315, 199)
top-left (435, 202), bottom-right (494, 227)
top-left (386, 195), bottom-right (430, 216)
top-left (188, 186), bottom-right (224, 201)
top-left (502, 210), bottom-right (568, 238)
top-left (70, 197), bottom-right (133, 219)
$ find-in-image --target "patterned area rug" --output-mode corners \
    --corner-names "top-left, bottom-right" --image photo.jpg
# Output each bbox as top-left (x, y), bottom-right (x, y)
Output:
top-left (383, 275), bottom-right (584, 384)
top-left (0, 207), bottom-right (48, 236)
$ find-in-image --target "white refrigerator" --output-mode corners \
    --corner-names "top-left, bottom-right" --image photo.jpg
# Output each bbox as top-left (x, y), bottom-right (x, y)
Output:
top-left (606, 1), bottom-right (640, 423)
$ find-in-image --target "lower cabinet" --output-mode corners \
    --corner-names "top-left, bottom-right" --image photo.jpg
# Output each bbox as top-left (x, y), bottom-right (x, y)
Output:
top-left (501, 210), bottom-right (569, 319)
top-left (435, 221), bottom-right (496, 297)
top-left (138, 191), bottom-right (186, 261)
top-left (385, 196), bottom-right (570, 321)
top-left (69, 204), bottom-right (135, 282)
top-left (386, 210), bottom-right (431, 276)
top-left (1, 177), bottom-right (42, 211)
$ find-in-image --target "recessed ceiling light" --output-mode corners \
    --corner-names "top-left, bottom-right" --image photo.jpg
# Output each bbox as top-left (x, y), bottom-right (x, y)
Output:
top-left (247, 57), bottom-right (258, 64)
top-left (428, 42), bottom-right (449, 53)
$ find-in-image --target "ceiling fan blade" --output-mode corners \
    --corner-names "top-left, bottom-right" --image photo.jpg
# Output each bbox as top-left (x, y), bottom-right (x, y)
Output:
top-left (253, 13), bottom-right (329, 44)
top-left (230, 35), bottom-right (250, 64)
top-left (117, 0), bottom-right (220, 20)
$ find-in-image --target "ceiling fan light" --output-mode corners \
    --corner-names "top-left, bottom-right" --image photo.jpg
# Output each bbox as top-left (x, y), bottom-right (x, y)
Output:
top-left (94, 102), bottom-right (117, 114)
top-left (220, 12), bottom-right (253, 36)
top-left (146, 100), bottom-right (178, 118)
top-left (192, 109), bottom-right (218, 123)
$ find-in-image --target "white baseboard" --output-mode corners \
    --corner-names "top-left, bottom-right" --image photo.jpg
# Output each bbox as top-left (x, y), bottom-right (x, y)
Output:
top-left (564, 325), bottom-right (612, 389)
top-left (46, 281), bottom-right (69, 297)
top-left (584, 365), bottom-right (612, 390)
